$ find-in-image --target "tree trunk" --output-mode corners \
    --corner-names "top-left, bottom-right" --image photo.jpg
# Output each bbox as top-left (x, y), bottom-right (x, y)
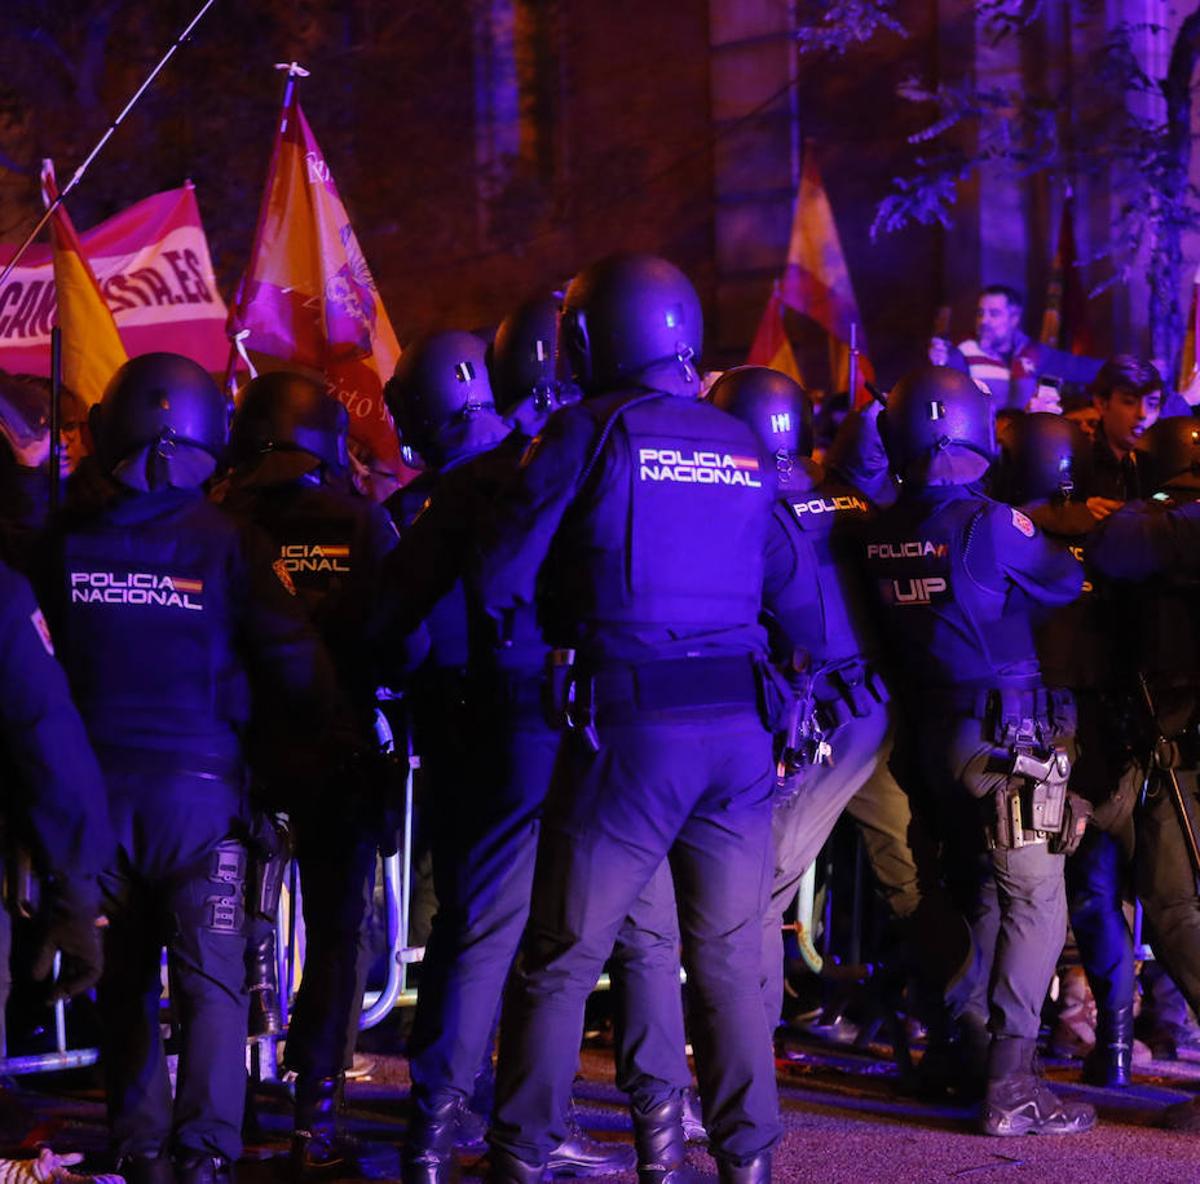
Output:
top-left (1155, 4), bottom-right (1200, 378)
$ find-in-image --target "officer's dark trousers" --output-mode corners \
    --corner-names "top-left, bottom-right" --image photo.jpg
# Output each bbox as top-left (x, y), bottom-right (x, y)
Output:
top-left (408, 714), bottom-right (688, 1112)
top-left (1136, 770), bottom-right (1200, 1015)
top-left (762, 702), bottom-right (967, 1027)
top-left (1065, 689), bottom-right (1135, 1021)
top-left (919, 716), bottom-right (1067, 1043)
top-left (491, 708), bottom-right (779, 1168)
top-left (1066, 828), bottom-right (1134, 1017)
top-left (762, 699), bottom-right (890, 1025)
top-left (284, 810), bottom-right (378, 1079)
top-left (98, 770), bottom-right (249, 1164)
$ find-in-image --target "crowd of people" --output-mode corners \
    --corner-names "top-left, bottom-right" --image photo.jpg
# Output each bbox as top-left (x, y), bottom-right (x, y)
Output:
top-left (2, 255), bottom-right (1200, 1184)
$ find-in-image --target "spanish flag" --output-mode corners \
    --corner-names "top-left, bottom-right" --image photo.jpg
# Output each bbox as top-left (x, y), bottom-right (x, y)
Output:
top-left (40, 160), bottom-right (128, 405)
top-left (746, 286), bottom-right (803, 383)
top-left (228, 68), bottom-right (403, 471)
top-left (1180, 263), bottom-right (1200, 391)
top-left (1040, 193), bottom-right (1094, 356)
top-left (777, 146), bottom-right (875, 408)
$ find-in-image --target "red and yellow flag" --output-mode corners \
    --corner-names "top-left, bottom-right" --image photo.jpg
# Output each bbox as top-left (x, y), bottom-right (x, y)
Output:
top-left (1040, 194), bottom-right (1094, 356)
top-left (228, 70), bottom-right (402, 469)
top-left (1179, 264), bottom-right (1200, 390)
top-left (746, 287), bottom-right (803, 382)
top-left (39, 160), bottom-right (128, 405)
top-left (777, 147), bottom-right (875, 407)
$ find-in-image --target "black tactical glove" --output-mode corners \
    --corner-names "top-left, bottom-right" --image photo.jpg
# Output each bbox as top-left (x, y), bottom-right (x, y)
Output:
top-left (31, 878), bottom-right (104, 1001)
top-left (1050, 792), bottom-right (1093, 857)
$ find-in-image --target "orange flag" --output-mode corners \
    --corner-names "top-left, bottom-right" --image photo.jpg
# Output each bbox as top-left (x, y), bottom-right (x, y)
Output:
top-left (778, 147), bottom-right (875, 407)
top-left (746, 287), bottom-right (803, 383)
top-left (228, 67), bottom-right (402, 469)
top-left (39, 160), bottom-right (128, 406)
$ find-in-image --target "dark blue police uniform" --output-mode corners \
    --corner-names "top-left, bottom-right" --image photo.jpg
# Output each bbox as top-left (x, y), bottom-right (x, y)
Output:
top-left (0, 559), bottom-right (114, 1051)
top-left (378, 434), bottom-right (687, 1165)
top-left (40, 481), bottom-right (342, 1171)
top-left (217, 468), bottom-right (398, 1087)
top-left (1086, 487), bottom-right (1200, 1024)
top-left (759, 467), bottom-right (967, 1027)
top-left (478, 388), bottom-right (781, 1172)
top-left (861, 486), bottom-right (1082, 1047)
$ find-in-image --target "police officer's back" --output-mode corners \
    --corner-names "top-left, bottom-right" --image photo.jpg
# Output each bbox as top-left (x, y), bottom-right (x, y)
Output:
top-left (478, 254), bottom-right (779, 1184)
top-left (860, 366), bottom-right (1092, 1137)
top-left (215, 372), bottom-right (397, 1176)
top-left (37, 353), bottom-right (344, 1184)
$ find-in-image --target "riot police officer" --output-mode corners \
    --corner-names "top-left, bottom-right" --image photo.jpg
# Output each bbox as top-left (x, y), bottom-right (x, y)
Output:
top-left (379, 332), bottom-right (640, 1183)
top-left (215, 372), bottom-right (398, 1176)
top-left (708, 366), bottom-right (970, 1039)
top-left (36, 353), bottom-right (347, 1184)
top-left (0, 556), bottom-right (114, 1051)
top-left (478, 254), bottom-right (780, 1184)
top-left (1084, 415), bottom-right (1200, 1129)
top-left (488, 296), bottom-right (581, 439)
top-left (859, 366), bottom-right (1093, 1136)
top-left (998, 413), bottom-right (1139, 1087)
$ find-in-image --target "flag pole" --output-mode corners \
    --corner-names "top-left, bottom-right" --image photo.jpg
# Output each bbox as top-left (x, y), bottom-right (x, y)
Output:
top-left (223, 61), bottom-right (311, 394)
top-left (49, 327), bottom-right (62, 512)
top-left (0, 0), bottom-right (219, 289)
top-left (848, 321), bottom-right (860, 407)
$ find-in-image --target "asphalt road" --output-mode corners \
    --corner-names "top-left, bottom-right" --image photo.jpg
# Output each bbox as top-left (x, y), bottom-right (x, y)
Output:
top-left (4, 1038), bottom-right (1200, 1183)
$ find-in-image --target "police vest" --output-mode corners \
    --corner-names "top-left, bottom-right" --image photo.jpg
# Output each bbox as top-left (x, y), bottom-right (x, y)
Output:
top-left (862, 489), bottom-right (1042, 689)
top-left (553, 392), bottom-right (772, 633)
top-left (1026, 502), bottom-right (1108, 691)
top-left (779, 477), bottom-right (878, 664)
top-left (54, 493), bottom-right (250, 765)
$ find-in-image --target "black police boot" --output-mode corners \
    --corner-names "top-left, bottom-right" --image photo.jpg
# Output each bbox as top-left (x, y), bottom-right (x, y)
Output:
top-left (402, 1093), bottom-right (460, 1184)
top-left (117, 1154), bottom-right (175, 1184)
top-left (632, 1094), bottom-right (703, 1184)
top-left (291, 1075), bottom-right (352, 1179)
top-left (1083, 1004), bottom-right (1134, 1088)
top-left (717, 1154), bottom-right (771, 1184)
top-left (486, 1149), bottom-right (546, 1184)
top-left (979, 1037), bottom-right (1096, 1137)
top-left (174, 1157), bottom-right (234, 1184)
top-left (546, 1104), bottom-right (636, 1176)
top-left (245, 930), bottom-right (282, 1040)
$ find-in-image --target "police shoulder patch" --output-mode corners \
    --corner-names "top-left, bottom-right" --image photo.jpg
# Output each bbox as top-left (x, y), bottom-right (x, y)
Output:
top-left (1010, 508), bottom-right (1035, 538)
top-left (30, 608), bottom-right (54, 656)
top-left (272, 559), bottom-right (297, 597)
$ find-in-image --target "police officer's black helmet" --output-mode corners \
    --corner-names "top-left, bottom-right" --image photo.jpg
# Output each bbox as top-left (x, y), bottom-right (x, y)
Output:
top-left (384, 331), bottom-right (494, 460)
top-left (1001, 412), bottom-right (1090, 504)
top-left (1145, 415), bottom-right (1200, 488)
top-left (230, 372), bottom-right (349, 473)
top-left (95, 352), bottom-right (227, 472)
top-left (708, 366), bottom-right (814, 462)
top-left (881, 365), bottom-right (996, 480)
top-left (561, 253), bottom-right (702, 396)
top-left (490, 297), bottom-right (566, 416)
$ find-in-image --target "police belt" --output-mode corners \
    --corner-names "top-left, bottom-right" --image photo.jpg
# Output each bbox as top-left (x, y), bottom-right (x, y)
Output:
top-left (93, 743), bottom-right (246, 785)
top-left (579, 654), bottom-right (761, 721)
top-left (931, 684), bottom-right (1074, 740)
top-left (811, 658), bottom-right (888, 732)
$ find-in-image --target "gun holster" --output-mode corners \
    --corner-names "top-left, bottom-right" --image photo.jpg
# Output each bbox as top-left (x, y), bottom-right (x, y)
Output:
top-left (543, 647), bottom-right (599, 751)
top-left (774, 669), bottom-right (831, 802)
top-left (986, 741), bottom-right (1077, 852)
top-left (246, 813), bottom-right (290, 921)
